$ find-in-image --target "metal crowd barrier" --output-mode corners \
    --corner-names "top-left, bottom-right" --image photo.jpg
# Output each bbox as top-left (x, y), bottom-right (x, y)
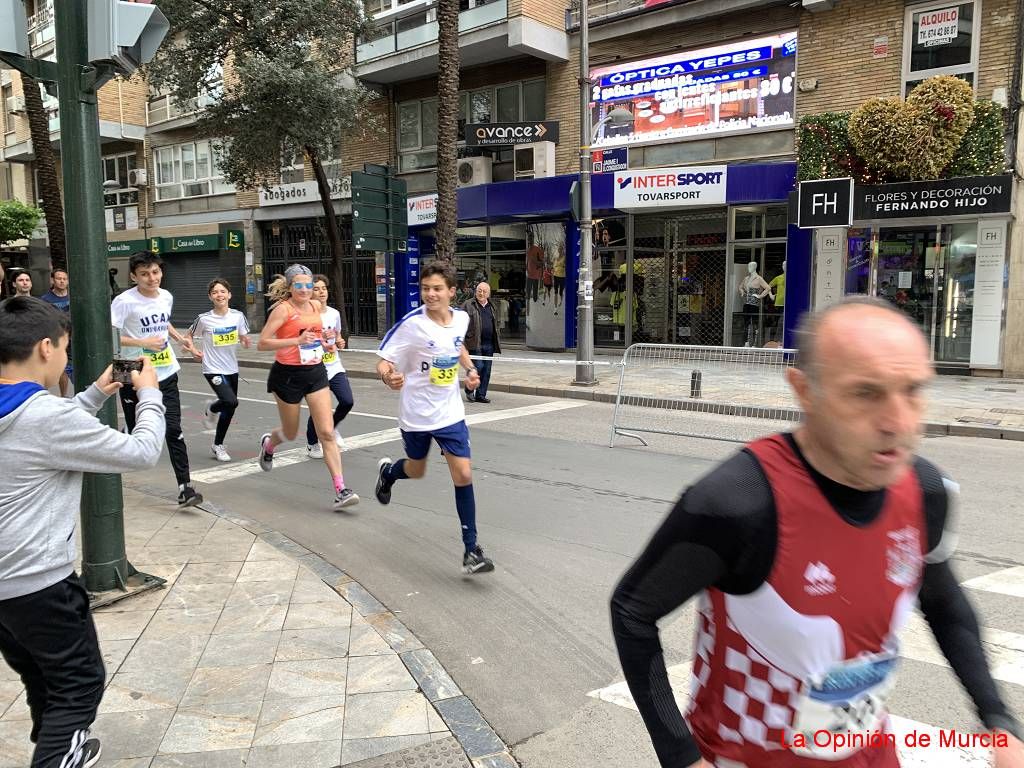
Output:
top-left (609, 343), bottom-right (802, 447)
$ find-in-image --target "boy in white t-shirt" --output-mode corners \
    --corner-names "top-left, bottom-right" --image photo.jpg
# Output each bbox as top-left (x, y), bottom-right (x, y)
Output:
top-left (304, 275), bottom-right (354, 459)
top-left (188, 278), bottom-right (251, 462)
top-left (110, 251), bottom-right (203, 506)
top-left (374, 261), bottom-right (494, 574)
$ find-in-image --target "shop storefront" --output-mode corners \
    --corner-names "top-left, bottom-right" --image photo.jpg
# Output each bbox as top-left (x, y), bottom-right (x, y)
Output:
top-left (840, 175), bottom-right (1013, 371)
top-left (256, 177), bottom-right (380, 337)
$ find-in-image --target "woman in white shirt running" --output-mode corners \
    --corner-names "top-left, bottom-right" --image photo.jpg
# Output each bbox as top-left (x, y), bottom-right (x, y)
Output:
top-left (305, 275), bottom-right (355, 458)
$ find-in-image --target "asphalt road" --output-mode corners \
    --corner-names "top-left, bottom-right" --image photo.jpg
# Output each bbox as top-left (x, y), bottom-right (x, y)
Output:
top-left (125, 363), bottom-right (1024, 768)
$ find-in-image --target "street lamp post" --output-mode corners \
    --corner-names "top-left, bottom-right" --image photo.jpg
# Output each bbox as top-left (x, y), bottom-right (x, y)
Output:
top-left (574, 0), bottom-right (597, 386)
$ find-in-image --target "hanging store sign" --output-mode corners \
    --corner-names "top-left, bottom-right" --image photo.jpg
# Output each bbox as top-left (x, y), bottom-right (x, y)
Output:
top-left (854, 175), bottom-right (1012, 219)
top-left (588, 31), bottom-right (797, 149)
top-left (613, 165), bottom-right (727, 209)
top-left (258, 177), bottom-right (352, 207)
top-left (465, 121), bottom-right (560, 147)
top-left (407, 193), bottom-right (438, 226)
top-left (592, 147), bottom-right (628, 174)
top-left (167, 234), bottom-right (220, 252)
top-left (917, 7), bottom-right (959, 47)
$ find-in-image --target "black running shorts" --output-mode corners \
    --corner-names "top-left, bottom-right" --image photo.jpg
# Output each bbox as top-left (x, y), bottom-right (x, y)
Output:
top-left (267, 362), bottom-right (329, 404)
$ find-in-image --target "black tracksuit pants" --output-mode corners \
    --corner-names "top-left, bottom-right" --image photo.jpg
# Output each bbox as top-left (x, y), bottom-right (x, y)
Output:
top-left (0, 574), bottom-right (105, 768)
top-left (119, 373), bottom-right (191, 486)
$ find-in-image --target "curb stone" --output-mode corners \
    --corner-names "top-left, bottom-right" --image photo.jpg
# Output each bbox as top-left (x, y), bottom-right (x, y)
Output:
top-left (123, 482), bottom-right (519, 768)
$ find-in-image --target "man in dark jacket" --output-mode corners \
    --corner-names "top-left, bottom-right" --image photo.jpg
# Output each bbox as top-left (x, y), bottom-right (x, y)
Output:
top-left (462, 282), bottom-right (500, 404)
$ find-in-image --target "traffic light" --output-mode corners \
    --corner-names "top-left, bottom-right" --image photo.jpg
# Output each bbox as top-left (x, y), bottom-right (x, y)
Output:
top-left (87, 0), bottom-right (169, 75)
top-left (0, 0), bottom-right (29, 58)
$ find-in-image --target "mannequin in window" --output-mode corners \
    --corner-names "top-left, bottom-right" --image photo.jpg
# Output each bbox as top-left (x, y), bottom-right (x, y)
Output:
top-left (737, 261), bottom-right (770, 347)
top-left (767, 260), bottom-right (786, 341)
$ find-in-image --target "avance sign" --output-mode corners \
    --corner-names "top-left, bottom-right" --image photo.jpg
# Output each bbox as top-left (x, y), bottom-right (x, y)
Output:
top-left (589, 32), bottom-right (797, 149)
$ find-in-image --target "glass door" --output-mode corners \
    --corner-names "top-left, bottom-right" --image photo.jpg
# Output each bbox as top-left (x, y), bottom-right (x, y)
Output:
top-left (728, 206), bottom-right (787, 347)
top-left (934, 223), bottom-right (977, 364)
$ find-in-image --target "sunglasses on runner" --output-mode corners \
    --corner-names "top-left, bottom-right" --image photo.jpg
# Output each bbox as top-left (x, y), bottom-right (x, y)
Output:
top-left (292, 282), bottom-right (315, 290)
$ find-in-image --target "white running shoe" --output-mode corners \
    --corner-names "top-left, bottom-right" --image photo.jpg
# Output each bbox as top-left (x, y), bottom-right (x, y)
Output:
top-left (334, 429), bottom-right (345, 451)
top-left (306, 443), bottom-right (324, 459)
top-left (203, 400), bottom-right (217, 431)
top-left (211, 444), bottom-right (231, 462)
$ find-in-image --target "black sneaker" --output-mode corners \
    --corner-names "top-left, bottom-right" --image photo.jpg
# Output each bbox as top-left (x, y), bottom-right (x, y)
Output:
top-left (462, 546), bottom-right (495, 575)
top-left (375, 457), bottom-right (394, 505)
top-left (258, 432), bottom-right (274, 472)
top-left (475, 396), bottom-right (491, 404)
top-left (464, 387), bottom-right (475, 403)
top-left (177, 485), bottom-right (203, 507)
top-left (333, 488), bottom-right (360, 510)
top-left (80, 737), bottom-right (102, 767)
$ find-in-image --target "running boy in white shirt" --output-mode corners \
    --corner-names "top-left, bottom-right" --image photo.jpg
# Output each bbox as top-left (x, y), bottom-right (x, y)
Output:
top-left (305, 275), bottom-right (354, 459)
top-left (188, 279), bottom-right (251, 462)
top-left (110, 251), bottom-right (203, 506)
top-left (374, 261), bottom-right (494, 574)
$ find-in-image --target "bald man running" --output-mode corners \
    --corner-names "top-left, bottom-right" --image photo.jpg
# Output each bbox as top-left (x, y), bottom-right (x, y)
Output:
top-left (612, 297), bottom-right (1023, 768)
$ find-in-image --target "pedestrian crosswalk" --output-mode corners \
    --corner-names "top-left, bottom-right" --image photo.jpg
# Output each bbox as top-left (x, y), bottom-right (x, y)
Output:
top-left (588, 566), bottom-right (1024, 766)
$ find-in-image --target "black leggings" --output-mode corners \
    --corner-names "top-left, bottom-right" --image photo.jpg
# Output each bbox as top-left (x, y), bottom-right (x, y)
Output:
top-left (306, 372), bottom-right (355, 446)
top-left (120, 374), bottom-right (190, 486)
top-left (204, 373), bottom-right (240, 445)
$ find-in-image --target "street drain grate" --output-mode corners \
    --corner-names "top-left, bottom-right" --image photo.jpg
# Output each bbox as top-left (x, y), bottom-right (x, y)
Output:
top-left (339, 736), bottom-right (472, 768)
top-left (993, 408), bottom-right (1024, 416)
top-left (955, 416), bottom-right (1001, 426)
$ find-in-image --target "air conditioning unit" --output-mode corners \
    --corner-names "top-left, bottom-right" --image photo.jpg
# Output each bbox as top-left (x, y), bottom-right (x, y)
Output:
top-left (7, 96), bottom-right (26, 115)
top-left (457, 156), bottom-right (492, 188)
top-left (513, 141), bottom-right (555, 180)
top-left (127, 167), bottom-right (148, 187)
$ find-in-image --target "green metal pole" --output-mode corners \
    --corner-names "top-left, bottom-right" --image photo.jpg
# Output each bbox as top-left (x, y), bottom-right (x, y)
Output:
top-left (54, 0), bottom-right (129, 593)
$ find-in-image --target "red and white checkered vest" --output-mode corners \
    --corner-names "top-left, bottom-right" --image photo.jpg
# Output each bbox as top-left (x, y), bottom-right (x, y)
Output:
top-left (686, 435), bottom-right (926, 767)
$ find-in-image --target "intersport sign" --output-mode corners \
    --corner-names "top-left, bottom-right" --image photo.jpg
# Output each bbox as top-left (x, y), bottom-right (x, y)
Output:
top-left (465, 121), bottom-right (560, 146)
top-left (613, 165), bottom-right (727, 209)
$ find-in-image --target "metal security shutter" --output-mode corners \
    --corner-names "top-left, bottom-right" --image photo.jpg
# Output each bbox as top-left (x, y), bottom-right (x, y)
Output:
top-left (159, 252), bottom-right (222, 327)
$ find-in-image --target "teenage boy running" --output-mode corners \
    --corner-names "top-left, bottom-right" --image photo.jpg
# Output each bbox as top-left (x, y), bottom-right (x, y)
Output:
top-left (0, 296), bottom-right (165, 768)
top-left (188, 278), bottom-right (251, 462)
top-left (111, 251), bottom-right (203, 506)
top-left (374, 260), bottom-right (495, 574)
top-left (305, 274), bottom-right (354, 459)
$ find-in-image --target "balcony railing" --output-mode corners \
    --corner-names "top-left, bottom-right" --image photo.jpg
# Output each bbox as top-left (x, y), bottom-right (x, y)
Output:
top-left (356, 0), bottom-right (507, 63)
top-left (564, 0), bottom-right (649, 29)
top-left (147, 91), bottom-right (219, 126)
top-left (27, 2), bottom-right (55, 49)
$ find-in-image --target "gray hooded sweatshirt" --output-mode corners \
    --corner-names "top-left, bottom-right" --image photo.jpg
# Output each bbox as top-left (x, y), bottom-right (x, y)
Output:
top-left (0, 382), bottom-right (165, 600)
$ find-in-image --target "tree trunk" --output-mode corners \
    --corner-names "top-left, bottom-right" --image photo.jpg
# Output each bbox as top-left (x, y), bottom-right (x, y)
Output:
top-left (434, 0), bottom-right (460, 264)
top-left (22, 74), bottom-right (66, 269)
top-left (306, 145), bottom-right (350, 342)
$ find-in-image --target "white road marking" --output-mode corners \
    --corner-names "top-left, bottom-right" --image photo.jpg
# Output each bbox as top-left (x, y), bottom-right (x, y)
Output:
top-left (179, 388), bottom-right (400, 421)
top-left (963, 566), bottom-right (1024, 599)
top-left (191, 400), bottom-right (587, 484)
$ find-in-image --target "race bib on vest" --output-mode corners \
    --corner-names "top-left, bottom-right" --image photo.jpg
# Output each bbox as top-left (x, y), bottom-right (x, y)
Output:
top-left (213, 326), bottom-right (239, 347)
top-left (429, 356), bottom-right (458, 386)
top-left (299, 341), bottom-right (324, 365)
top-left (322, 350), bottom-right (337, 365)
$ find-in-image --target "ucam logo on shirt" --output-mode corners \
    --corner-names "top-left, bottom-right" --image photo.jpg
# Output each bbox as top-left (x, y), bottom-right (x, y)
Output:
top-left (613, 165), bottom-right (727, 209)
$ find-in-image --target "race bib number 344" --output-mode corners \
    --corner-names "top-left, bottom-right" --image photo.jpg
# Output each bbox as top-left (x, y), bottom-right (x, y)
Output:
top-left (429, 356), bottom-right (458, 387)
top-left (146, 345), bottom-right (175, 368)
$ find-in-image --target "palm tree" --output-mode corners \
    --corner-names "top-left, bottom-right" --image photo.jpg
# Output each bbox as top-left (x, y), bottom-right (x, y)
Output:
top-left (21, 73), bottom-right (66, 269)
top-left (433, 0), bottom-right (460, 263)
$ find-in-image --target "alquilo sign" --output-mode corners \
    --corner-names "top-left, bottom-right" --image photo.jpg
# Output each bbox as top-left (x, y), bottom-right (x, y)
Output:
top-left (613, 165), bottom-right (727, 209)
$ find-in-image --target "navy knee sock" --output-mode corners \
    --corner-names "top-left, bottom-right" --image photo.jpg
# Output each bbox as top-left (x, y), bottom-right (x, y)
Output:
top-left (454, 484), bottom-right (477, 553)
top-left (385, 459), bottom-right (409, 483)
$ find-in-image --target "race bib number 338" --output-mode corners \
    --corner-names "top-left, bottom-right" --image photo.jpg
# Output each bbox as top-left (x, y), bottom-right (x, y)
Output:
top-left (429, 356), bottom-right (459, 387)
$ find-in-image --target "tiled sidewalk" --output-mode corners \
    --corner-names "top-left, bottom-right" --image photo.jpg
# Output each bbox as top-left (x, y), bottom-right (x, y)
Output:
top-left (0, 488), bottom-right (512, 768)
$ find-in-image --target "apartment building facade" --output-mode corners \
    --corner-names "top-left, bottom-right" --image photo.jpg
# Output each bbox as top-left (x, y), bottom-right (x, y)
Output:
top-left (2, 0), bottom-right (1021, 373)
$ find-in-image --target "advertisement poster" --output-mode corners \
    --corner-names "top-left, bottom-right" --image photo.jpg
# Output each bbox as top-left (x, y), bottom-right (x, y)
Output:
top-left (588, 31), bottom-right (797, 149)
top-left (525, 223), bottom-right (566, 351)
top-left (917, 7), bottom-right (958, 47)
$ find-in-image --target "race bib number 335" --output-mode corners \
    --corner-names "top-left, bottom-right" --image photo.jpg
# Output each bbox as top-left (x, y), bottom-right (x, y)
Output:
top-left (429, 356), bottom-right (458, 386)
top-left (213, 326), bottom-right (239, 347)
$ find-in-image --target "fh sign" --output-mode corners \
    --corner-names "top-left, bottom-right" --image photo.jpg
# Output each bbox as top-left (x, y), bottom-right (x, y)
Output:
top-left (798, 178), bottom-right (854, 229)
